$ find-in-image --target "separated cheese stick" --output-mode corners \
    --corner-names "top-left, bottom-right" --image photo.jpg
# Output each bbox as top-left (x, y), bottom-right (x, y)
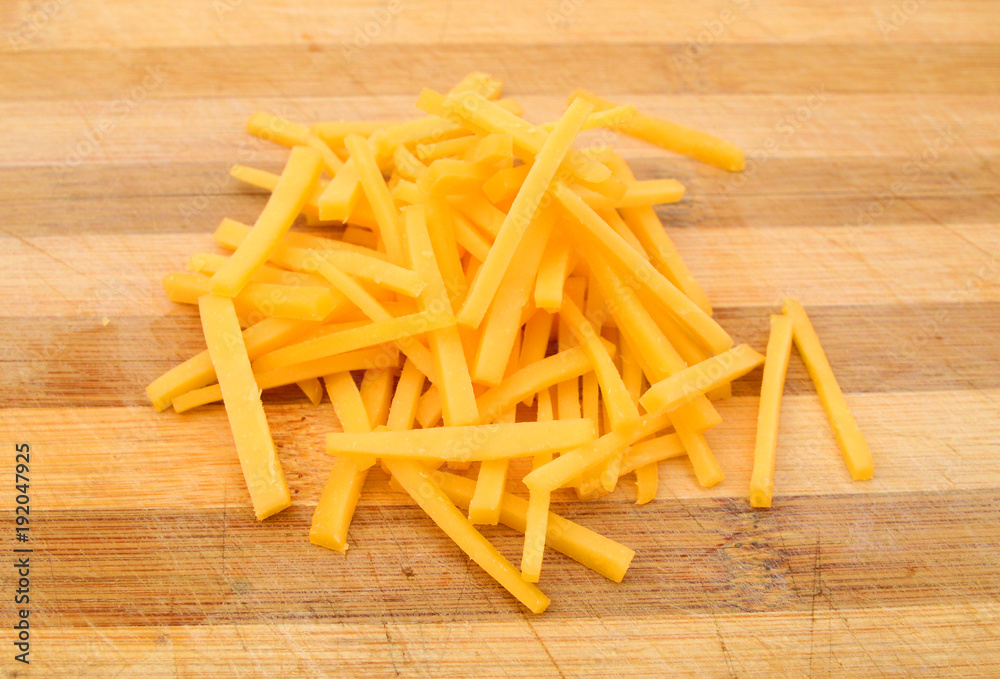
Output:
top-left (634, 464), bottom-right (658, 505)
top-left (469, 410), bottom-right (515, 525)
top-left (783, 299), bottom-right (874, 481)
top-left (534, 234), bottom-right (574, 311)
top-left (448, 71), bottom-right (504, 99)
top-left (750, 314), bottom-right (795, 507)
top-left (327, 420), bottom-right (596, 463)
top-left (518, 309), bottom-right (554, 406)
top-left (317, 158), bottom-right (362, 223)
top-left (450, 211), bottom-right (493, 262)
top-left (210, 146), bottom-right (324, 297)
top-left (392, 144), bottom-right (427, 181)
top-left (458, 98), bottom-right (594, 328)
top-left (385, 459), bottom-right (550, 613)
top-left (188, 252), bottom-right (327, 289)
top-left (619, 433), bottom-right (685, 476)
top-left (198, 295), bottom-right (291, 520)
top-left (423, 197), bottom-right (467, 311)
top-left (571, 89), bottom-right (745, 172)
top-left (310, 120), bottom-right (401, 147)
top-left (539, 105), bottom-right (637, 133)
top-left (434, 471), bottom-right (634, 583)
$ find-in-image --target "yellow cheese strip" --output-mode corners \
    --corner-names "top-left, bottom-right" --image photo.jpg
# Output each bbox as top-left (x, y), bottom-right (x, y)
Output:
top-left (198, 295), bottom-right (291, 520)
top-left (561, 297), bottom-right (639, 431)
top-left (750, 314), bottom-right (795, 508)
top-left (317, 158), bottom-right (362, 223)
top-left (188, 252), bottom-right (326, 288)
top-left (171, 346), bottom-right (396, 413)
top-left (619, 433), bottom-right (685, 476)
top-left (533, 234), bottom-right (573, 311)
top-left (392, 144), bottom-right (427, 181)
top-left (163, 272), bottom-right (338, 323)
top-left (483, 164), bottom-right (529, 204)
top-left (639, 344), bottom-right (765, 415)
top-left (582, 278), bottom-right (605, 437)
top-left (327, 420), bottom-right (595, 463)
top-left (213, 219), bottom-right (424, 297)
top-left (517, 309), bottom-right (554, 405)
top-left (416, 135), bottom-right (476, 161)
top-left (450, 211), bottom-right (493, 262)
top-left (229, 165), bottom-right (327, 226)
top-left (538, 104), bottom-right (637, 133)
top-left (385, 459), bottom-right (549, 613)
top-left (404, 205), bottom-right (479, 426)
top-left (617, 179), bottom-right (686, 207)
top-left (344, 134), bottom-right (405, 265)
top-left (310, 120), bottom-right (401, 147)
top-left (783, 299), bottom-right (875, 481)
top-left (146, 317), bottom-right (319, 411)
top-left (553, 180), bottom-right (732, 354)
top-left (449, 194), bottom-right (505, 236)
top-left (634, 463), bottom-right (658, 505)
top-left (417, 158), bottom-right (494, 196)
top-left (360, 367), bottom-right (395, 429)
top-left (369, 116), bottom-right (467, 161)
top-left (434, 471), bottom-right (634, 583)
top-left (309, 372), bottom-right (372, 553)
top-left (418, 89), bottom-right (616, 189)
top-left (386, 359), bottom-right (426, 431)
top-left (210, 146), bottom-right (324, 297)
top-left (520, 486), bottom-right (550, 582)
top-left (556, 278), bottom-right (586, 423)
top-left (475, 343), bottom-right (609, 422)
top-left (415, 385), bottom-right (442, 429)
top-left (467, 132), bottom-right (514, 167)
top-left (677, 426), bottom-right (724, 488)
top-left (599, 208), bottom-right (649, 260)
top-left (457, 97), bottom-right (593, 328)
top-left (246, 111), bottom-right (343, 174)
top-left (390, 179), bottom-right (422, 206)
top-left (342, 225), bottom-right (378, 250)
top-left (422, 197), bottom-right (467, 311)
top-left (471, 207), bottom-right (554, 385)
top-left (534, 386), bottom-right (556, 455)
top-left (253, 309), bottom-right (451, 374)
top-left (585, 251), bottom-right (720, 431)
top-left (524, 409), bottom-right (674, 493)
top-left (468, 410), bottom-right (514, 525)
top-left (214, 215), bottom-right (383, 259)
top-left (571, 89), bottom-right (745, 172)
top-left (296, 378), bottom-right (324, 406)
top-left (596, 152), bottom-right (710, 307)
top-left (448, 71), bottom-right (504, 99)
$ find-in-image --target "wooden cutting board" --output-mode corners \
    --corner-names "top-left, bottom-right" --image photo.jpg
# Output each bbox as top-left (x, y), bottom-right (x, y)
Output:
top-left (2, 1), bottom-right (999, 677)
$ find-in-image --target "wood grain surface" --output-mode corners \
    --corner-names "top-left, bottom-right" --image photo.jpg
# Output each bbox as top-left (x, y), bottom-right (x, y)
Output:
top-left (2, 1), bottom-right (999, 677)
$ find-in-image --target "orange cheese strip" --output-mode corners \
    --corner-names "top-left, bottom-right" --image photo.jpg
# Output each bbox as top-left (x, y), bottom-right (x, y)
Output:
top-left (210, 146), bottom-right (324, 297)
top-left (750, 314), bottom-right (795, 507)
top-left (571, 89), bottom-right (745, 172)
top-left (783, 299), bottom-right (874, 481)
top-left (198, 295), bottom-right (291, 520)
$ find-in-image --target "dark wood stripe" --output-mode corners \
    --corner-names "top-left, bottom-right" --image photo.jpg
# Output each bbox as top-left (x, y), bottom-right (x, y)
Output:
top-left (3, 44), bottom-right (999, 101)
top-left (4, 155), bottom-right (999, 238)
top-left (20, 488), bottom-right (1000, 627)
top-left (2, 302), bottom-right (997, 408)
